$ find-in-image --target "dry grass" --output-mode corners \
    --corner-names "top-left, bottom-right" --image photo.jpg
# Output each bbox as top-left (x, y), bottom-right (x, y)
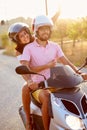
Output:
top-left (3, 43), bottom-right (16, 57)
top-left (61, 41), bottom-right (87, 66)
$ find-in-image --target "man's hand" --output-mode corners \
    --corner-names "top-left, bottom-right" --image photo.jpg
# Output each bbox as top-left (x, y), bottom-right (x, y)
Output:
top-left (81, 73), bottom-right (87, 80)
top-left (47, 59), bottom-right (57, 68)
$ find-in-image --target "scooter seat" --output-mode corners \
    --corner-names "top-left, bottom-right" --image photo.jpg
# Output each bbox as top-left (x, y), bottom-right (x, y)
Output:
top-left (53, 87), bottom-right (80, 94)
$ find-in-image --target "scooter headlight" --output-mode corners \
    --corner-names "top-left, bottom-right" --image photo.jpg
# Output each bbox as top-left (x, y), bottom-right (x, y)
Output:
top-left (66, 115), bottom-right (84, 130)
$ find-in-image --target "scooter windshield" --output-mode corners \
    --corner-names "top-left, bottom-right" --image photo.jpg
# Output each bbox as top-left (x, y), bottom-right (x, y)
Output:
top-left (47, 65), bottom-right (83, 88)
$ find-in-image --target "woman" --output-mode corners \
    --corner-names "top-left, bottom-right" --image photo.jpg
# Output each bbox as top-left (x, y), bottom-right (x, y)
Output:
top-left (8, 23), bottom-right (33, 60)
top-left (8, 22), bottom-right (38, 130)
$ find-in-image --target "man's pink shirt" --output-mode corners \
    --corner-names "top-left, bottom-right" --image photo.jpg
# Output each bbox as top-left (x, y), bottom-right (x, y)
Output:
top-left (21, 40), bottom-right (64, 83)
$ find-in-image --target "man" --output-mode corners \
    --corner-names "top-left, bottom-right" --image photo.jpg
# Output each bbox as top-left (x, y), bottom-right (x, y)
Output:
top-left (20, 15), bottom-right (85, 130)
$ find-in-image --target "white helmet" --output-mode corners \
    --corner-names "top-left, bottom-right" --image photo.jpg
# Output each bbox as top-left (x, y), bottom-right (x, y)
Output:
top-left (32, 15), bottom-right (53, 33)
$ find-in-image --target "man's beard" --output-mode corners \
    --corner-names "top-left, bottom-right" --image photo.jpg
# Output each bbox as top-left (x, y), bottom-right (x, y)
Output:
top-left (39, 36), bottom-right (50, 41)
top-left (36, 32), bottom-right (51, 41)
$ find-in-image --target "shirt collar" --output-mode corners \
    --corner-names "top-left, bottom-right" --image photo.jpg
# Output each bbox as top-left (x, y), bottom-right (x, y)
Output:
top-left (34, 39), bottom-right (50, 48)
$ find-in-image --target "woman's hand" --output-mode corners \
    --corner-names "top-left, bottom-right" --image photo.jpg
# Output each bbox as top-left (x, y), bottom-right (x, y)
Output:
top-left (27, 80), bottom-right (38, 90)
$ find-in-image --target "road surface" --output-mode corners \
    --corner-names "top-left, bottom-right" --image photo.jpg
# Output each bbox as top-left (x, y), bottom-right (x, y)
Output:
top-left (0, 50), bottom-right (87, 130)
top-left (0, 50), bottom-right (25, 130)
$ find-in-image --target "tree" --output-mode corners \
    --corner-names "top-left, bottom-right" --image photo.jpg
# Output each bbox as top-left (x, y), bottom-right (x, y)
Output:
top-left (54, 19), bottom-right (67, 46)
top-left (81, 17), bottom-right (87, 39)
top-left (67, 20), bottom-right (80, 47)
top-left (0, 20), bottom-right (5, 25)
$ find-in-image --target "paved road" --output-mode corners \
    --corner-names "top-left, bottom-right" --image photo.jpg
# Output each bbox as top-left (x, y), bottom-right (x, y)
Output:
top-left (0, 50), bottom-right (87, 130)
top-left (0, 51), bottom-right (25, 130)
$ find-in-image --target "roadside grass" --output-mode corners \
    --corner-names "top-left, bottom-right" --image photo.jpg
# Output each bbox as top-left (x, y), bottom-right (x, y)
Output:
top-left (3, 43), bottom-right (16, 57)
top-left (61, 41), bottom-right (87, 66)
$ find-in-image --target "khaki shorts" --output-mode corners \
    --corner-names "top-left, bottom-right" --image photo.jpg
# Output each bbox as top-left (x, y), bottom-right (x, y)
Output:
top-left (32, 87), bottom-right (57, 103)
top-left (32, 88), bottom-right (43, 103)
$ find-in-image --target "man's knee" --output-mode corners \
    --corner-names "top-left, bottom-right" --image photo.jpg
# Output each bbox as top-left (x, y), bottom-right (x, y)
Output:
top-left (44, 90), bottom-right (50, 97)
top-left (39, 90), bottom-right (50, 103)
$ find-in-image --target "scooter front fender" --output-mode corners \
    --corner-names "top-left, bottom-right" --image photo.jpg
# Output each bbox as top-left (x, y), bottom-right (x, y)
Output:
top-left (83, 118), bottom-right (87, 129)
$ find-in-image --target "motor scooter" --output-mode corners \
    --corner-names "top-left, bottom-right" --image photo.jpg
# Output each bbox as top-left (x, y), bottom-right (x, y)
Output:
top-left (15, 59), bottom-right (87, 130)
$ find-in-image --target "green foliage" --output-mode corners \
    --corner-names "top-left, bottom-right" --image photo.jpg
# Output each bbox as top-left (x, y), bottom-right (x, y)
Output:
top-left (54, 19), bottom-right (68, 45)
top-left (67, 20), bottom-right (82, 44)
top-left (52, 17), bottom-right (87, 46)
top-left (81, 17), bottom-right (87, 39)
top-left (0, 33), bottom-right (16, 56)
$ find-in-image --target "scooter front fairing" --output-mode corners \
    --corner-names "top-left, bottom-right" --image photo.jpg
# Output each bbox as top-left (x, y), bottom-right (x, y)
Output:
top-left (50, 87), bottom-right (87, 130)
top-left (46, 65), bottom-right (86, 130)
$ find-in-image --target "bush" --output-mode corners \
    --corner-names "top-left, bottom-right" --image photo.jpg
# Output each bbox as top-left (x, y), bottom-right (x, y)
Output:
top-left (0, 33), bottom-right (9, 48)
top-left (3, 41), bottom-right (16, 56)
top-left (0, 33), bottom-right (16, 56)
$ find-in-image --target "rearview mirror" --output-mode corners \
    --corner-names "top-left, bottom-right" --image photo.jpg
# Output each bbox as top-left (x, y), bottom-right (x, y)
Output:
top-left (15, 65), bottom-right (37, 75)
top-left (15, 65), bottom-right (46, 80)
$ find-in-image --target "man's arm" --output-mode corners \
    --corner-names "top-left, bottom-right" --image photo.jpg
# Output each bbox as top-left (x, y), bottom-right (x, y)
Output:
top-left (57, 56), bottom-right (87, 80)
top-left (21, 59), bottom-right (57, 73)
top-left (59, 56), bottom-right (79, 72)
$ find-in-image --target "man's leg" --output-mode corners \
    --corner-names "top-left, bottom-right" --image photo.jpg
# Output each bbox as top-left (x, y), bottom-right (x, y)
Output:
top-left (39, 89), bottom-right (50, 130)
top-left (22, 84), bottom-right (32, 130)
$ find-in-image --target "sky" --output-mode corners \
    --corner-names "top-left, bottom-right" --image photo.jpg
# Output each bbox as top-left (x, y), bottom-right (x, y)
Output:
top-left (0, 0), bottom-right (87, 21)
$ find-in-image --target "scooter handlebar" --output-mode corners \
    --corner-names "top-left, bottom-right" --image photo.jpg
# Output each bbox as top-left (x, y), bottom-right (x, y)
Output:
top-left (81, 73), bottom-right (87, 80)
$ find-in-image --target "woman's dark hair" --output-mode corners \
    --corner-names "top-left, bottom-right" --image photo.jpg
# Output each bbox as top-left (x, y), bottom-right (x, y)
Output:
top-left (16, 27), bottom-right (34, 43)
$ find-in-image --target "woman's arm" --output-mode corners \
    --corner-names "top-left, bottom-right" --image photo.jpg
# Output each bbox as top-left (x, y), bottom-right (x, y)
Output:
top-left (51, 9), bottom-right (60, 24)
top-left (16, 51), bottom-right (32, 82)
top-left (16, 51), bottom-right (22, 62)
